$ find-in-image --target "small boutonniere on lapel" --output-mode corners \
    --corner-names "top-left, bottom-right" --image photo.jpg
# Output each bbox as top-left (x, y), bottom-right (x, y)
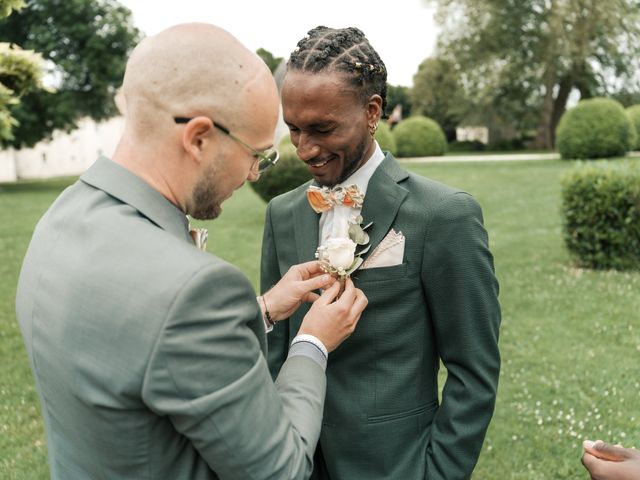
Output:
top-left (315, 215), bottom-right (372, 296)
top-left (189, 227), bottom-right (208, 251)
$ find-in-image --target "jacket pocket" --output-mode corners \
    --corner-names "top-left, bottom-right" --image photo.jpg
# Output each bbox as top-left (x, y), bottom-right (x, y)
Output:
top-left (366, 399), bottom-right (438, 424)
top-left (352, 262), bottom-right (408, 284)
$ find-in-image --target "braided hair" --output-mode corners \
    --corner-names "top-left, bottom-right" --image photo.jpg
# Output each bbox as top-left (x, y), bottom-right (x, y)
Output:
top-left (287, 26), bottom-right (388, 116)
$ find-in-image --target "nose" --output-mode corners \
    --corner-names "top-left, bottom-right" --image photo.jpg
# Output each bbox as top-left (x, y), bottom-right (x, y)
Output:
top-left (295, 133), bottom-right (320, 162)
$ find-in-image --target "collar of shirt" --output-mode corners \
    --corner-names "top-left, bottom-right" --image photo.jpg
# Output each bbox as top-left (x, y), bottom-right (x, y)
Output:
top-left (319, 142), bottom-right (385, 244)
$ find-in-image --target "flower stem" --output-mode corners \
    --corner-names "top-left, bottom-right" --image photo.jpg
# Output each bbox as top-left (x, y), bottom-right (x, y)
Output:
top-left (337, 276), bottom-right (346, 299)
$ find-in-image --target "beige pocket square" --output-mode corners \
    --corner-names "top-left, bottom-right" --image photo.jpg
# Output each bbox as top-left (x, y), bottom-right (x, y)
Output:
top-left (361, 229), bottom-right (405, 269)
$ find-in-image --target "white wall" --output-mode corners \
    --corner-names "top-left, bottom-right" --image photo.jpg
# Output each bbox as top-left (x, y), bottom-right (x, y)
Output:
top-left (0, 150), bottom-right (17, 182)
top-left (456, 126), bottom-right (489, 144)
top-left (0, 116), bottom-right (125, 182)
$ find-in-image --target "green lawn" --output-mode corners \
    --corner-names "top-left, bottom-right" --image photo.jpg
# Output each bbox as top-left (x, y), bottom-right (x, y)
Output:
top-left (1, 160), bottom-right (638, 479)
top-left (443, 149), bottom-right (555, 156)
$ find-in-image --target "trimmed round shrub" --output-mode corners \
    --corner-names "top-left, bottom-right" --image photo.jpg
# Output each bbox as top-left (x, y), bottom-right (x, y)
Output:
top-left (556, 97), bottom-right (634, 159)
top-left (626, 104), bottom-right (640, 150)
top-left (374, 121), bottom-right (397, 155)
top-left (249, 135), bottom-right (312, 203)
top-left (391, 116), bottom-right (447, 157)
top-left (561, 160), bottom-right (640, 270)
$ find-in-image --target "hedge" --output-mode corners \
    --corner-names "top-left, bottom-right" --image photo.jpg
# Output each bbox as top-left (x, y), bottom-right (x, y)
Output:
top-left (391, 116), bottom-right (447, 157)
top-left (249, 135), bottom-right (312, 203)
top-left (626, 104), bottom-right (640, 150)
top-left (374, 121), bottom-right (397, 155)
top-left (556, 97), bottom-right (634, 160)
top-left (561, 160), bottom-right (640, 270)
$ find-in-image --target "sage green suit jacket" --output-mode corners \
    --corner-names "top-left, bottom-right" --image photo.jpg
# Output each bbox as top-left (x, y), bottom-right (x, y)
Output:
top-left (16, 157), bottom-right (326, 480)
top-left (262, 153), bottom-right (501, 479)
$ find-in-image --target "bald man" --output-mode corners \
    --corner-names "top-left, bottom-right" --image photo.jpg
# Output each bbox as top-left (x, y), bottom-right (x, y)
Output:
top-left (15, 23), bottom-right (366, 480)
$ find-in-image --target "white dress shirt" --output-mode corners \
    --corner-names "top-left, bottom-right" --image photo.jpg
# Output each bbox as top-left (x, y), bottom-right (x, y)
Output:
top-left (318, 142), bottom-right (385, 245)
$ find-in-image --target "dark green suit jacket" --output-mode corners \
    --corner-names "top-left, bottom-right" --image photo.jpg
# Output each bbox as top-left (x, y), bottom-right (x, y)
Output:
top-left (262, 153), bottom-right (501, 479)
top-left (16, 157), bottom-right (326, 479)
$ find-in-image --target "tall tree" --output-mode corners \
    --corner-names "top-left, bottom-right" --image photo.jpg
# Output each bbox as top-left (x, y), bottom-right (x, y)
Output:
top-left (613, 88), bottom-right (640, 108)
top-left (0, 0), bottom-right (23, 19)
top-left (0, 0), bottom-right (141, 148)
top-left (428, 0), bottom-right (640, 148)
top-left (386, 84), bottom-right (412, 120)
top-left (410, 57), bottom-right (463, 140)
top-left (0, 0), bottom-right (45, 140)
top-left (256, 47), bottom-right (283, 74)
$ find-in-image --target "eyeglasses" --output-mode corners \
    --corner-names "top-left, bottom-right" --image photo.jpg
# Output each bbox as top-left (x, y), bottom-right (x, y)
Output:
top-left (174, 116), bottom-right (279, 174)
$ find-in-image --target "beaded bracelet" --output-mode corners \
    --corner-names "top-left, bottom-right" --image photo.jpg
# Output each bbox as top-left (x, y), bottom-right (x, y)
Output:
top-left (260, 295), bottom-right (274, 327)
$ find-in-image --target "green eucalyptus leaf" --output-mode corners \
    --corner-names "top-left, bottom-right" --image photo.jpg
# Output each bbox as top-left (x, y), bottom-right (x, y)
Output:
top-left (345, 256), bottom-right (363, 275)
top-left (354, 230), bottom-right (369, 245)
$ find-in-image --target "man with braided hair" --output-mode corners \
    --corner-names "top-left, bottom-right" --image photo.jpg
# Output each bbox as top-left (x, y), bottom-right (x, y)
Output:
top-left (261, 26), bottom-right (501, 479)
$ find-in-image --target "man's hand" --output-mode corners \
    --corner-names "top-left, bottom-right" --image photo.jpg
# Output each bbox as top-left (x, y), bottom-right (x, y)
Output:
top-left (298, 277), bottom-right (367, 352)
top-left (261, 261), bottom-right (336, 321)
top-left (582, 440), bottom-right (640, 480)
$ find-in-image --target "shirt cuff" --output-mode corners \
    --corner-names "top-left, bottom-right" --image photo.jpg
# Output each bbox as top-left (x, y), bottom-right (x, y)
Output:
top-left (264, 319), bottom-right (273, 333)
top-left (288, 334), bottom-right (328, 371)
top-left (257, 296), bottom-right (273, 333)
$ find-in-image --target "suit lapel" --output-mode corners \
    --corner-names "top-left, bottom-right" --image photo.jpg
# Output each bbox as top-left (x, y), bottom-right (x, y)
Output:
top-left (360, 154), bottom-right (409, 262)
top-left (293, 185), bottom-right (320, 262)
top-left (81, 157), bottom-right (192, 244)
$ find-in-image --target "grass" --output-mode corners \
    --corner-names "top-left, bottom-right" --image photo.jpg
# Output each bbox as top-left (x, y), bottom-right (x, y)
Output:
top-left (0, 178), bottom-right (78, 478)
top-left (1, 160), bottom-right (639, 479)
top-left (444, 149), bottom-right (555, 157)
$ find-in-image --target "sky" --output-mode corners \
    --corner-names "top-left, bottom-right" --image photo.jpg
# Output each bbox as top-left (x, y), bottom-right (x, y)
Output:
top-left (117, 0), bottom-right (439, 87)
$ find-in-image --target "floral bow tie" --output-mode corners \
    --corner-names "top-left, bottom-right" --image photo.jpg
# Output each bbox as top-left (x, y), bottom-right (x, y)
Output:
top-left (189, 227), bottom-right (208, 251)
top-left (306, 184), bottom-right (364, 213)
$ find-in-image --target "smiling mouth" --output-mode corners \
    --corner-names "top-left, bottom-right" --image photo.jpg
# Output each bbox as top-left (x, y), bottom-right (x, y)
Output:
top-left (307, 157), bottom-right (332, 169)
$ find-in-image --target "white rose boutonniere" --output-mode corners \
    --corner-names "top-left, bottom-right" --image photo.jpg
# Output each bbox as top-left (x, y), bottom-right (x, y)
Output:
top-left (317, 237), bottom-right (357, 272)
top-left (316, 215), bottom-right (372, 296)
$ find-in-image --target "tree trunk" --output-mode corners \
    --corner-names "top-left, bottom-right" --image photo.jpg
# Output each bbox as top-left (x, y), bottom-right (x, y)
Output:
top-left (550, 75), bottom-right (574, 146)
top-left (532, 0), bottom-right (564, 150)
top-left (532, 67), bottom-right (557, 150)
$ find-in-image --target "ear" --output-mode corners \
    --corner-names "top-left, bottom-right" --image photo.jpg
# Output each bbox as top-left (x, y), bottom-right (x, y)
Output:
top-left (181, 116), bottom-right (215, 163)
top-left (366, 94), bottom-right (383, 126)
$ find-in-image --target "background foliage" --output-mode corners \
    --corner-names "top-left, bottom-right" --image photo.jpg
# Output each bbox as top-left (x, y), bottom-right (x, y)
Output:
top-left (374, 121), bottom-right (397, 156)
top-left (410, 56), bottom-right (462, 141)
top-left (626, 104), bottom-right (640, 150)
top-left (385, 84), bottom-right (412, 120)
top-left (426, 0), bottom-right (640, 148)
top-left (556, 98), bottom-right (634, 159)
top-left (256, 47), bottom-right (283, 74)
top-left (0, 0), bottom-right (44, 141)
top-left (248, 136), bottom-right (312, 203)
top-left (392, 115), bottom-right (447, 157)
top-left (0, 0), bottom-right (140, 148)
top-left (561, 160), bottom-right (640, 270)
